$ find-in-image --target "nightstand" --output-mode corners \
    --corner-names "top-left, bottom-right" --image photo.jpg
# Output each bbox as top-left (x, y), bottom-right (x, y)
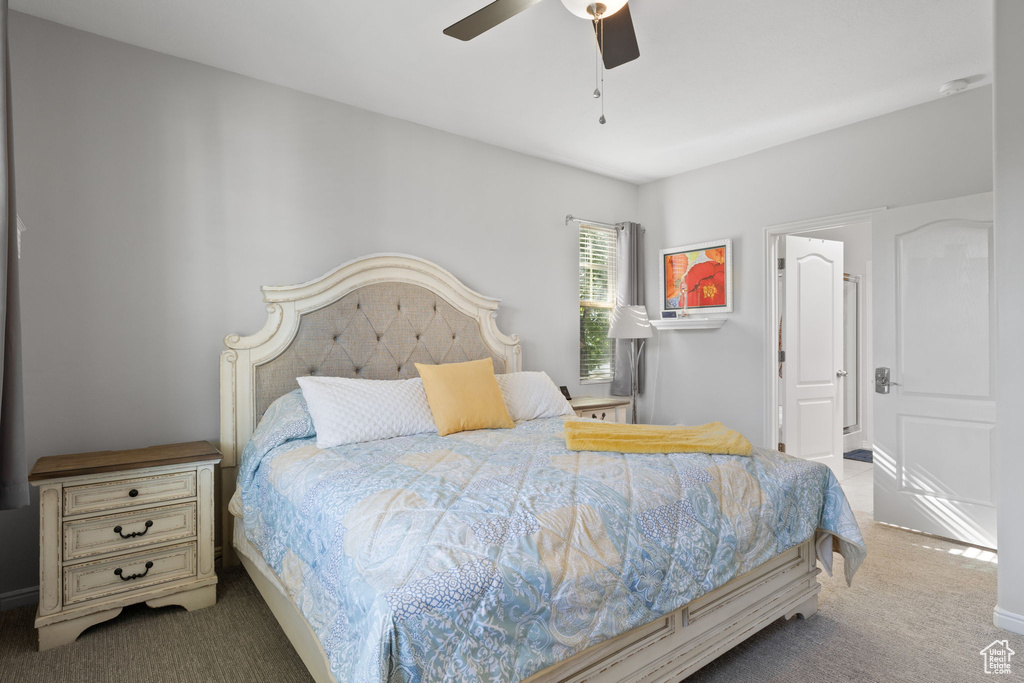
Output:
top-left (28, 441), bottom-right (221, 650)
top-left (569, 396), bottom-right (632, 423)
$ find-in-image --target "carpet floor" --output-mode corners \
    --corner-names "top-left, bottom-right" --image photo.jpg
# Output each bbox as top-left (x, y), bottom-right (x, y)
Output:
top-left (1, 512), bottom-right (1018, 682)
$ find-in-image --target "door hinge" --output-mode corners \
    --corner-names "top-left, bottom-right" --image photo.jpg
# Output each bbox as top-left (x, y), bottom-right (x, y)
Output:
top-left (778, 442), bottom-right (786, 453)
top-left (778, 258), bottom-right (785, 270)
top-left (778, 350), bottom-right (786, 362)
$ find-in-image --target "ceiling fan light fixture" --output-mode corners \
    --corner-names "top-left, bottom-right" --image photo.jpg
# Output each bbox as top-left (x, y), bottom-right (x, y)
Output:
top-left (560, 0), bottom-right (627, 20)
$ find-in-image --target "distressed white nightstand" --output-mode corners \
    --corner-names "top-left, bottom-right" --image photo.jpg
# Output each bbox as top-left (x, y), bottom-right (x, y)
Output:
top-left (28, 442), bottom-right (221, 650)
top-left (569, 396), bottom-right (632, 423)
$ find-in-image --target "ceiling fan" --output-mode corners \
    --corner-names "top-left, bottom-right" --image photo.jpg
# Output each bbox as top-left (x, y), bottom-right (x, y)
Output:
top-left (444, 0), bottom-right (640, 70)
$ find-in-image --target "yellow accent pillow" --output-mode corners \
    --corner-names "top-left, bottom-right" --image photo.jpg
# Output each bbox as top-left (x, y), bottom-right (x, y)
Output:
top-left (415, 358), bottom-right (515, 436)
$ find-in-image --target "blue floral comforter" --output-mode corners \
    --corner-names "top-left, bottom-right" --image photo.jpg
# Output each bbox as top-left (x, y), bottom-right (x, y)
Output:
top-left (236, 390), bottom-right (865, 682)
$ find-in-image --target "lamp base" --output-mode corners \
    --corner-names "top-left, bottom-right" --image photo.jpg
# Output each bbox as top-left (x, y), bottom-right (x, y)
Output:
top-left (629, 339), bottom-right (646, 424)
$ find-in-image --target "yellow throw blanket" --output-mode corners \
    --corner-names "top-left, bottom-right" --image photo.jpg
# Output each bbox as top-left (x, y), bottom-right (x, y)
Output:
top-left (563, 420), bottom-right (753, 456)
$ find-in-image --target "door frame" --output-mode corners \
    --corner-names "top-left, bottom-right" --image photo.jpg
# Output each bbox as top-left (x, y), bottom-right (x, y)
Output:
top-left (762, 208), bottom-right (885, 449)
top-left (847, 261), bottom-right (874, 452)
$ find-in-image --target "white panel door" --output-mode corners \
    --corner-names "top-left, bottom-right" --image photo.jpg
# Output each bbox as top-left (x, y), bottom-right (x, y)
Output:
top-left (783, 236), bottom-right (845, 479)
top-left (873, 193), bottom-right (996, 548)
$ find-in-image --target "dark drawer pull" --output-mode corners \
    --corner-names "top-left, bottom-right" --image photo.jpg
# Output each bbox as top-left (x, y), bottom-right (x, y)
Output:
top-left (601, 412), bottom-right (607, 420)
top-left (114, 561), bottom-right (153, 582)
top-left (128, 489), bottom-right (139, 498)
top-left (113, 520), bottom-right (153, 539)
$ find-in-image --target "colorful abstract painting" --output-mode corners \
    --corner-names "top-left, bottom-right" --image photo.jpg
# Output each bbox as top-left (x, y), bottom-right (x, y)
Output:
top-left (660, 239), bottom-right (733, 314)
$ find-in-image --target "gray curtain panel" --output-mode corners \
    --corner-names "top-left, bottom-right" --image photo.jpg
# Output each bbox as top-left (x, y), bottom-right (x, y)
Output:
top-left (0, 0), bottom-right (27, 511)
top-left (610, 222), bottom-right (645, 397)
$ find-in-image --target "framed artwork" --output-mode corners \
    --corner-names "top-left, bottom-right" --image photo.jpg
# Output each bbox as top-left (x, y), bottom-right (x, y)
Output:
top-left (659, 239), bottom-right (733, 317)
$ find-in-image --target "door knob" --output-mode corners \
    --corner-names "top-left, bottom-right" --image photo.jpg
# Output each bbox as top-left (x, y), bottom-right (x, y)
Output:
top-left (836, 370), bottom-right (848, 377)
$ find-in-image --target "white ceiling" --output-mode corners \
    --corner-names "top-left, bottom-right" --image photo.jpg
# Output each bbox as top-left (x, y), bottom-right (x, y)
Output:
top-left (11, 0), bottom-right (992, 184)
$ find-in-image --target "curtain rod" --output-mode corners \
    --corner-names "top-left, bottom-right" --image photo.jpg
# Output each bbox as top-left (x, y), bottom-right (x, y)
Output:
top-left (565, 214), bottom-right (620, 230)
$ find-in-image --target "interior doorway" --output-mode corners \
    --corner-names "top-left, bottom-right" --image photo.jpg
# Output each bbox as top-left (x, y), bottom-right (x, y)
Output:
top-left (797, 222), bottom-right (873, 513)
top-left (764, 209), bottom-right (879, 515)
top-left (800, 222), bottom-right (873, 454)
top-left (765, 195), bottom-right (996, 544)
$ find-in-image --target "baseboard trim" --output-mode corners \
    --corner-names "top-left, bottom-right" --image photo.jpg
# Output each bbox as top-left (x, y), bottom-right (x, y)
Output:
top-left (994, 605), bottom-right (1024, 635)
top-left (1, 585), bottom-right (39, 611)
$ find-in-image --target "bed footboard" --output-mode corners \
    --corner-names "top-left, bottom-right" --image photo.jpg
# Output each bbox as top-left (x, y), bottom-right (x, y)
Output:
top-left (525, 538), bottom-right (821, 683)
top-left (235, 530), bottom-right (819, 683)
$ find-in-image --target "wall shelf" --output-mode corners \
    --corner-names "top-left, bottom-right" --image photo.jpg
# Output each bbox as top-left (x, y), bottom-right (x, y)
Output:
top-left (651, 318), bottom-right (727, 331)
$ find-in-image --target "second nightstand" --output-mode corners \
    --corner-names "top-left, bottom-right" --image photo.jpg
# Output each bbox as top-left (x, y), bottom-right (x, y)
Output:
top-left (569, 396), bottom-right (632, 423)
top-left (28, 441), bottom-right (221, 650)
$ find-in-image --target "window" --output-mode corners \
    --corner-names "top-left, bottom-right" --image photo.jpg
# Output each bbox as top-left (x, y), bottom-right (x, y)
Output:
top-left (579, 225), bottom-right (618, 382)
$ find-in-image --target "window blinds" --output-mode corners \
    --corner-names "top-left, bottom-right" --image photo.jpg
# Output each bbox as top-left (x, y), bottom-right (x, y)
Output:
top-left (579, 225), bottom-right (618, 381)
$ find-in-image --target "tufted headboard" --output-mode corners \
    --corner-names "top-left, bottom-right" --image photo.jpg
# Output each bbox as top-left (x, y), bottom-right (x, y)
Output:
top-left (253, 282), bottom-right (507, 421)
top-left (219, 254), bottom-right (521, 469)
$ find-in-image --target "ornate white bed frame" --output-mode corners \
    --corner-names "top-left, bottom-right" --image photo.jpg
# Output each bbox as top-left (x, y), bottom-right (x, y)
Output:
top-left (219, 253), bottom-right (821, 683)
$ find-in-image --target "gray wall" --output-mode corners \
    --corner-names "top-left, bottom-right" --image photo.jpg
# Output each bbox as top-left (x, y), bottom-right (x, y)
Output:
top-left (803, 222), bottom-right (871, 279)
top-left (994, 0), bottom-right (1024, 635)
top-left (637, 86), bottom-right (993, 443)
top-left (0, 14), bottom-right (638, 596)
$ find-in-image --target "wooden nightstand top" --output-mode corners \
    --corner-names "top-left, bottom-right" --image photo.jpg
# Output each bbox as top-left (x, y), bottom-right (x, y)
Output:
top-left (29, 441), bottom-right (222, 483)
top-left (569, 396), bottom-right (631, 411)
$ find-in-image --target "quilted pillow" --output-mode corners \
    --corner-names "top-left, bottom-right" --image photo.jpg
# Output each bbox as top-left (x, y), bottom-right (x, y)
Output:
top-left (495, 371), bottom-right (575, 422)
top-left (296, 376), bottom-right (436, 448)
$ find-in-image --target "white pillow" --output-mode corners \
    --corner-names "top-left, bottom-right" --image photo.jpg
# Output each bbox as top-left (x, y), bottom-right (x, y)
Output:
top-left (495, 371), bottom-right (575, 422)
top-left (297, 376), bottom-right (436, 448)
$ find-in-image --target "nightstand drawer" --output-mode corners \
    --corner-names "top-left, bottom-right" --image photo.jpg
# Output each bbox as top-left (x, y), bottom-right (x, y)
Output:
top-left (63, 542), bottom-right (197, 606)
top-left (63, 502), bottom-right (197, 561)
top-left (568, 397), bottom-right (631, 424)
top-left (573, 406), bottom-right (628, 422)
top-left (63, 471), bottom-right (197, 516)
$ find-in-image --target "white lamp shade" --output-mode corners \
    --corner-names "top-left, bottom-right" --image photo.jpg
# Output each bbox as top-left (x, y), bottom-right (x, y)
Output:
top-left (560, 0), bottom-right (628, 19)
top-left (607, 305), bottom-right (653, 339)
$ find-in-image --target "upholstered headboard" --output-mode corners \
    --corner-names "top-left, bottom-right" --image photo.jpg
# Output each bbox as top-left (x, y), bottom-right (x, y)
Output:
top-left (219, 254), bottom-right (521, 469)
top-left (253, 282), bottom-right (508, 421)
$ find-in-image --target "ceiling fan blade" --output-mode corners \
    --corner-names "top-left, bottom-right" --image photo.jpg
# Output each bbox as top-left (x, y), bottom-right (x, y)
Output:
top-left (444, 0), bottom-right (546, 41)
top-left (594, 3), bottom-right (640, 69)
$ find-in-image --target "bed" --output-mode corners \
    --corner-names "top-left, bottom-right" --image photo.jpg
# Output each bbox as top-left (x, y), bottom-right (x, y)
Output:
top-left (219, 253), bottom-right (865, 683)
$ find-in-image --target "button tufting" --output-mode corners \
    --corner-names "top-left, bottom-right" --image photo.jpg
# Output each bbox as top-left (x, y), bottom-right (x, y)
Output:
top-left (309, 368), bottom-right (317, 375)
top-left (415, 334), bottom-right (421, 340)
top-left (377, 335), bottom-right (382, 341)
top-left (452, 334), bottom-right (457, 340)
top-left (333, 335), bottom-right (339, 342)
top-left (356, 303), bottom-right (360, 309)
top-left (397, 366), bottom-right (402, 372)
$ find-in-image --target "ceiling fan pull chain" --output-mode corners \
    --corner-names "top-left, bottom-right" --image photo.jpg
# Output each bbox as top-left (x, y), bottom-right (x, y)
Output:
top-left (599, 16), bottom-right (607, 124)
top-left (594, 27), bottom-right (601, 100)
